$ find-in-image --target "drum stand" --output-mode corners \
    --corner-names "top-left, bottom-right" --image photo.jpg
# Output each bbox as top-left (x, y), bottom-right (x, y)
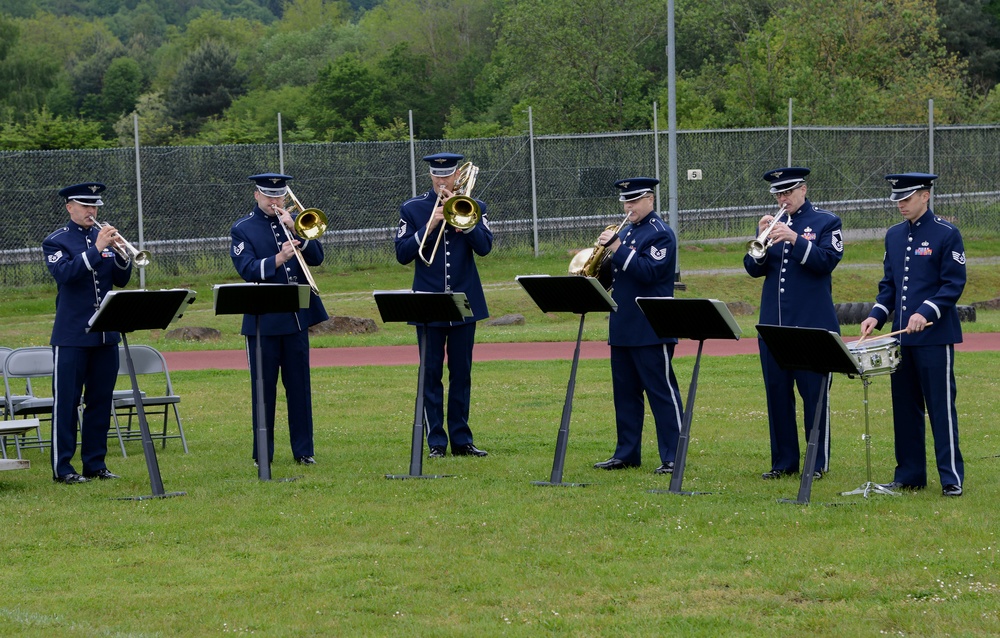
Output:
top-left (840, 375), bottom-right (898, 497)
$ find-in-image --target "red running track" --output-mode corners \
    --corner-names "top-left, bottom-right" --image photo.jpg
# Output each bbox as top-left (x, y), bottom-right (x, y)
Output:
top-left (163, 332), bottom-right (1000, 371)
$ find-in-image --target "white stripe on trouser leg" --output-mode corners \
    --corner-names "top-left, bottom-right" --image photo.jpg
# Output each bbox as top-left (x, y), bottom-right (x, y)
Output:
top-left (51, 346), bottom-right (60, 477)
top-left (662, 344), bottom-right (682, 432)
top-left (944, 346), bottom-right (960, 487)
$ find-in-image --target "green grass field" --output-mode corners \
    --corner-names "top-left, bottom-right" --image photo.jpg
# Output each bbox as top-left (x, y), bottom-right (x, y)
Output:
top-left (1, 239), bottom-right (998, 635)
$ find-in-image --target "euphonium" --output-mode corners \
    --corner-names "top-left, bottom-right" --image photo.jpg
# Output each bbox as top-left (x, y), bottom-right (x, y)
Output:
top-left (568, 210), bottom-right (632, 286)
top-left (746, 204), bottom-right (788, 259)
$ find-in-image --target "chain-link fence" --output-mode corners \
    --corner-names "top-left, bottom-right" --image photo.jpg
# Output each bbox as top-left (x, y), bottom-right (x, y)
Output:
top-left (3, 122), bottom-right (999, 286)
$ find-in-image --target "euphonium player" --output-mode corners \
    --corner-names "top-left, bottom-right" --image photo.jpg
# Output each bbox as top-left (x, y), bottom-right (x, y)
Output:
top-left (744, 167), bottom-right (844, 481)
top-left (593, 177), bottom-right (684, 475)
top-left (230, 173), bottom-right (328, 467)
top-left (43, 182), bottom-right (133, 484)
top-left (394, 152), bottom-right (493, 459)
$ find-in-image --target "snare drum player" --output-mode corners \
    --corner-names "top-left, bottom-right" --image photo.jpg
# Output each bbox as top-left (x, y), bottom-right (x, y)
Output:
top-left (859, 173), bottom-right (966, 496)
top-left (744, 167), bottom-right (844, 481)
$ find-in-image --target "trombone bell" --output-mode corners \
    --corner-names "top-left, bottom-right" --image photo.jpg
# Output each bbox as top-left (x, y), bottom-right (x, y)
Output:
top-left (294, 208), bottom-right (327, 240)
top-left (442, 196), bottom-right (480, 228)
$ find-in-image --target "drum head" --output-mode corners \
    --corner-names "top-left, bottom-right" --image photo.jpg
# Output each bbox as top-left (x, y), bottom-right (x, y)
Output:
top-left (847, 336), bottom-right (898, 351)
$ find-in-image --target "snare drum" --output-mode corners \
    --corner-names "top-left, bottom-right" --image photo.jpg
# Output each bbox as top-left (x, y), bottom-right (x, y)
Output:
top-left (846, 336), bottom-right (900, 377)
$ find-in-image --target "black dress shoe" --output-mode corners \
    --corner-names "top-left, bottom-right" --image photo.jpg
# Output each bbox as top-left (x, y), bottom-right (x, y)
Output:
top-left (453, 443), bottom-right (488, 457)
top-left (942, 484), bottom-right (963, 497)
top-left (54, 473), bottom-right (89, 484)
top-left (295, 456), bottom-right (316, 465)
top-left (654, 462), bottom-right (674, 475)
top-left (594, 458), bottom-right (635, 470)
top-left (83, 469), bottom-right (120, 480)
top-left (428, 446), bottom-right (447, 458)
top-left (879, 481), bottom-right (925, 491)
top-left (761, 469), bottom-right (796, 480)
top-left (813, 470), bottom-right (825, 480)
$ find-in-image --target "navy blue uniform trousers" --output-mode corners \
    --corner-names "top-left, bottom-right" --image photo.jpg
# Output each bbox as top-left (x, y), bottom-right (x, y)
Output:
top-left (246, 330), bottom-right (314, 462)
top-left (417, 322), bottom-right (476, 451)
top-left (51, 344), bottom-right (117, 478)
top-left (890, 344), bottom-right (963, 487)
top-left (759, 339), bottom-right (832, 473)
top-left (610, 343), bottom-right (683, 466)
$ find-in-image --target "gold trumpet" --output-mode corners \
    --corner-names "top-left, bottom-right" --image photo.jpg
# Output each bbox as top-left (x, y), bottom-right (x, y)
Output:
top-left (746, 204), bottom-right (788, 259)
top-left (272, 185), bottom-right (327, 295)
top-left (89, 216), bottom-right (151, 266)
top-left (568, 210), bottom-right (631, 287)
top-left (418, 162), bottom-right (481, 266)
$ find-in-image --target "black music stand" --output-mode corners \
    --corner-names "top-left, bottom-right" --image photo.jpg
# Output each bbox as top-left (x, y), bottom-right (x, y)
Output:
top-left (636, 298), bottom-right (742, 496)
top-left (374, 290), bottom-right (472, 480)
top-left (755, 324), bottom-right (862, 505)
top-left (87, 288), bottom-right (196, 500)
top-left (213, 283), bottom-right (309, 482)
top-left (516, 275), bottom-right (617, 487)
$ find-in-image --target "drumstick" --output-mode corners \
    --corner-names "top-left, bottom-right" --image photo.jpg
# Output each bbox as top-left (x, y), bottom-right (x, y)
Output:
top-left (858, 321), bottom-right (933, 344)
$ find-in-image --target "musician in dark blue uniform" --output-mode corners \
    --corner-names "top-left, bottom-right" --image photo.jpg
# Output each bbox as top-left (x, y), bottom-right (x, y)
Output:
top-left (744, 167), bottom-right (844, 480)
top-left (593, 178), bottom-right (683, 474)
top-left (860, 173), bottom-right (966, 496)
top-left (230, 173), bottom-right (328, 466)
top-left (394, 152), bottom-right (493, 458)
top-left (43, 182), bottom-right (133, 484)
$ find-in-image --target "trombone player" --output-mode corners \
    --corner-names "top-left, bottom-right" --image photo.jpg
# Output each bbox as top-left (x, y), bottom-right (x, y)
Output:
top-left (230, 173), bottom-right (328, 466)
top-left (394, 152), bottom-right (493, 458)
top-left (743, 167), bottom-right (844, 481)
top-left (43, 182), bottom-right (133, 484)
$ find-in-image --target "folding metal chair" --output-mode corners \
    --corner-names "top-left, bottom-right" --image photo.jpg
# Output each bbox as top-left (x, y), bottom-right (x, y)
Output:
top-left (113, 345), bottom-right (188, 454)
top-left (2, 346), bottom-right (54, 455)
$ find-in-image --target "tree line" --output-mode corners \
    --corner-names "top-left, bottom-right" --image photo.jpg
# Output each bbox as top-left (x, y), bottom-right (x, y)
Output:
top-left (2, 0), bottom-right (1000, 151)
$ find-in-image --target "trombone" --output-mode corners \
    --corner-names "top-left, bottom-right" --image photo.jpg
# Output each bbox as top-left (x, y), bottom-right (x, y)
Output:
top-left (88, 216), bottom-right (151, 266)
top-left (746, 204), bottom-right (788, 259)
top-left (418, 162), bottom-right (481, 266)
top-left (272, 185), bottom-right (328, 295)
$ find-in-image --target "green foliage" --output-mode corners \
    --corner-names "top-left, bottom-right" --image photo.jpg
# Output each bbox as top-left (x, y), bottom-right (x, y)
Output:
top-left (493, 0), bottom-right (668, 133)
top-left (0, 106), bottom-right (113, 150)
top-left (166, 39), bottom-right (248, 132)
top-left (113, 91), bottom-right (175, 145)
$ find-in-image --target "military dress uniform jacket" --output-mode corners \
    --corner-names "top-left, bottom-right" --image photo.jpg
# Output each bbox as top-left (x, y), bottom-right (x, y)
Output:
top-left (743, 199), bottom-right (843, 331)
top-left (395, 189), bottom-right (493, 327)
top-left (230, 206), bottom-right (329, 336)
top-left (43, 221), bottom-right (133, 346)
top-left (868, 211), bottom-right (966, 346)
top-left (607, 214), bottom-right (677, 347)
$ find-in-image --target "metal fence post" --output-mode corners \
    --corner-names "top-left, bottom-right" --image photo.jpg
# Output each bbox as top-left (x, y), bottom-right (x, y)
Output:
top-left (409, 110), bottom-right (417, 198)
top-left (529, 106), bottom-right (539, 257)
top-left (133, 113), bottom-right (146, 288)
top-left (928, 99), bottom-right (935, 210)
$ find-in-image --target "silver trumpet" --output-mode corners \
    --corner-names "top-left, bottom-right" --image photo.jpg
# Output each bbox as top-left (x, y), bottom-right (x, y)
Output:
top-left (89, 217), bottom-right (151, 266)
top-left (746, 204), bottom-right (788, 259)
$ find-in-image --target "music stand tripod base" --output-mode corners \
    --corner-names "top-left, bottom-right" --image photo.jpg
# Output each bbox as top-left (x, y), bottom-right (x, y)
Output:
top-left (840, 482), bottom-right (899, 497)
top-left (386, 473), bottom-right (454, 480)
top-left (648, 487), bottom-right (710, 496)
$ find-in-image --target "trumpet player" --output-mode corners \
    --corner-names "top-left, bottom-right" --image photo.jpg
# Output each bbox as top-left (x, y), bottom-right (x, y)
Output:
top-left (744, 167), bottom-right (844, 481)
top-left (230, 173), bottom-right (328, 466)
top-left (593, 177), bottom-right (683, 475)
top-left (394, 152), bottom-right (493, 459)
top-left (43, 182), bottom-right (133, 484)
